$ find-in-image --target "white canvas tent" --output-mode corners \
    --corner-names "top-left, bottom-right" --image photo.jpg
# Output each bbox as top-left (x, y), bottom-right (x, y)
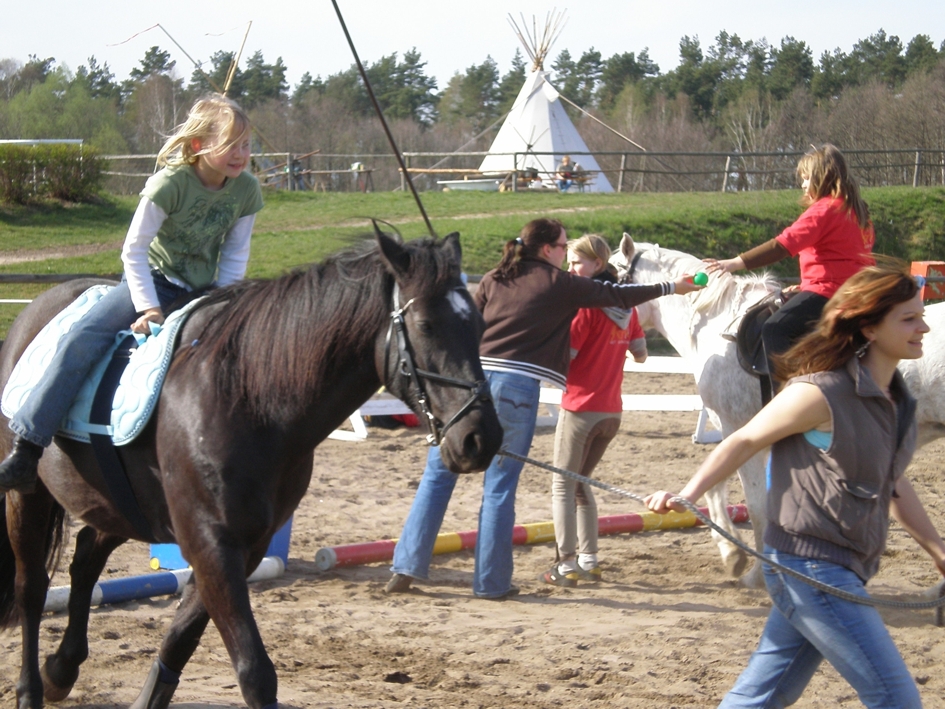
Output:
top-left (477, 12), bottom-right (614, 192)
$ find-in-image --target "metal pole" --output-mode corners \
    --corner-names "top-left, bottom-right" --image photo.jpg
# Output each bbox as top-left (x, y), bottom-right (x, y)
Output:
top-left (617, 153), bottom-right (626, 193)
top-left (331, 0), bottom-right (436, 237)
top-left (721, 155), bottom-right (731, 192)
top-left (913, 150), bottom-right (921, 188)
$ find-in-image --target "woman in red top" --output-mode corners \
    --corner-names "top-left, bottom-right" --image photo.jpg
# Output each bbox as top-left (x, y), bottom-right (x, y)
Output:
top-left (543, 235), bottom-right (648, 587)
top-left (705, 144), bottom-right (875, 394)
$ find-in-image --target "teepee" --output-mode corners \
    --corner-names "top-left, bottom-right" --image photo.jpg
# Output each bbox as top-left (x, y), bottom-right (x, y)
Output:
top-left (478, 12), bottom-right (614, 192)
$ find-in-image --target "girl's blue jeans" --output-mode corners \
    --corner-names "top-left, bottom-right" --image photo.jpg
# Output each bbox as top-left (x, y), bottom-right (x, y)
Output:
top-left (10, 274), bottom-right (188, 448)
top-left (391, 370), bottom-right (540, 598)
top-left (719, 547), bottom-right (921, 709)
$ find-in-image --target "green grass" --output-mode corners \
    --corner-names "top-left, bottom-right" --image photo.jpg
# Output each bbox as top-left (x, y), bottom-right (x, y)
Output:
top-left (2, 186), bottom-right (944, 338)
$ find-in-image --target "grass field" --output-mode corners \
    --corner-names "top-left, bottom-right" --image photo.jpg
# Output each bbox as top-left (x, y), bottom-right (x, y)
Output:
top-left (2, 185), bottom-right (944, 337)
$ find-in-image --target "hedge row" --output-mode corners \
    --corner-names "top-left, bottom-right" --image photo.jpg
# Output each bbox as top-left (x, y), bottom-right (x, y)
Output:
top-left (0, 144), bottom-right (104, 204)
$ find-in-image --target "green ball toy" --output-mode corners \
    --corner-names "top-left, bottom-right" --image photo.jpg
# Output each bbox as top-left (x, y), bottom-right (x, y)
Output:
top-left (692, 272), bottom-right (708, 286)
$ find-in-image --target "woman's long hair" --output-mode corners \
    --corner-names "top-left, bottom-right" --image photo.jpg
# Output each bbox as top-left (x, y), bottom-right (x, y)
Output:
top-left (798, 143), bottom-right (870, 231)
top-left (493, 218), bottom-right (564, 282)
top-left (774, 259), bottom-right (920, 381)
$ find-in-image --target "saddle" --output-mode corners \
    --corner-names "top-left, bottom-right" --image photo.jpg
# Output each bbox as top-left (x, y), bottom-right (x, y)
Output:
top-left (734, 293), bottom-right (781, 378)
top-left (727, 292), bottom-right (784, 406)
top-left (1, 286), bottom-right (203, 445)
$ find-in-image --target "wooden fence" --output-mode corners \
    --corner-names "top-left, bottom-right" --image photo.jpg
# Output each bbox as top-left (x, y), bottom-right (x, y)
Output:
top-left (99, 148), bottom-right (945, 195)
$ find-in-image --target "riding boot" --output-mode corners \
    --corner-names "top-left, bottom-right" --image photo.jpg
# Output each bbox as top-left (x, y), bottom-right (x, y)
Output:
top-left (0, 436), bottom-right (43, 493)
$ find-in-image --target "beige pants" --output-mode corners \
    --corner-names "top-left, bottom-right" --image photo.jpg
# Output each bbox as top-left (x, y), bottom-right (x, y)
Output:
top-left (552, 409), bottom-right (621, 558)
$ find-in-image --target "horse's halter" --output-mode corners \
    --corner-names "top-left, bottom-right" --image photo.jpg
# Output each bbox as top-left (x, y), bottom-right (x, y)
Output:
top-left (384, 282), bottom-right (493, 446)
top-left (619, 250), bottom-right (644, 284)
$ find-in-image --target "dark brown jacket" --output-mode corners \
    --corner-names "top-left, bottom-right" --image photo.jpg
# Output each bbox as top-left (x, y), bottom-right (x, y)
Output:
top-left (474, 258), bottom-right (670, 388)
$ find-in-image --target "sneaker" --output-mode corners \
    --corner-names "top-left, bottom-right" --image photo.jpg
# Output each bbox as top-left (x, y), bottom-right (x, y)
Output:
top-left (540, 564), bottom-right (578, 588)
top-left (0, 437), bottom-right (42, 493)
top-left (384, 573), bottom-right (413, 594)
top-left (575, 565), bottom-right (602, 583)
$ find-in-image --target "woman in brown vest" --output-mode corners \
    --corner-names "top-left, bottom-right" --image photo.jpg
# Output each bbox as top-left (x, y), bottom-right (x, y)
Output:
top-left (646, 262), bottom-right (945, 708)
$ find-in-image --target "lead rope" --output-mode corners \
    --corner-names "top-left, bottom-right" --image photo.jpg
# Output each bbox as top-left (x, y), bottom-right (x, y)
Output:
top-left (501, 449), bottom-right (945, 616)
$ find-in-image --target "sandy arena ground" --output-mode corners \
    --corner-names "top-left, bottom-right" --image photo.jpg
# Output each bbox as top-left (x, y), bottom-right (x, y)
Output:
top-left (2, 371), bottom-right (945, 708)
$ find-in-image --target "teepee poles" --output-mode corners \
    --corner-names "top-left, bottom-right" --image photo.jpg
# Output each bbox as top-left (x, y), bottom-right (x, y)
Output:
top-left (507, 10), bottom-right (568, 71)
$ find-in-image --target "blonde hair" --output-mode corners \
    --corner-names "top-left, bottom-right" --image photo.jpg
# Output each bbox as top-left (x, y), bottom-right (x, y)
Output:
top-left (568, 234), bottom-right (612, 276)
top-left (796, 143), bottom-right (870, 231)
top-left (157, 94), bottom-right (251, 167)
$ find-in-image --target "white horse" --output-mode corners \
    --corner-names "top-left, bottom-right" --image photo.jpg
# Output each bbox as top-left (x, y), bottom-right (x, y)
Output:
top-left (613, 234), bottom-right (945, 589)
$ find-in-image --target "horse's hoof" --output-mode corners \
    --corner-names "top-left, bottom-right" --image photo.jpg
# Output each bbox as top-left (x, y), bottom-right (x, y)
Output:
top-left (40, 662), bottom-right (75, 703)
top-left (723, 549), bottom-right (749, 579)
top-left (737, 563), bottom-right (766, 590)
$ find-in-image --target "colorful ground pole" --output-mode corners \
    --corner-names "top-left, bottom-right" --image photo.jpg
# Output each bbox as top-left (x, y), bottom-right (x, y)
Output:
top-left (313, 504), bottom-right (748, 571)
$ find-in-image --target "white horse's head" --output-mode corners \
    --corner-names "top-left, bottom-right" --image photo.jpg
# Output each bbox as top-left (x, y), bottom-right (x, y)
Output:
top-left (611, 233), bottom-right (778, 320)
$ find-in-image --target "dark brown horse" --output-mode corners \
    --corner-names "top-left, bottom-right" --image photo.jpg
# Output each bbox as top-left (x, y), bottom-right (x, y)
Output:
top-left (0, 229), bottom-right (503, 709)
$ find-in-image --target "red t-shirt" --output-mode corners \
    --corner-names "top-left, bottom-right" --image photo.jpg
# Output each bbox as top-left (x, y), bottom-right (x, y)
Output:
top-left (775, 196), bottom-right (875, 298)
top-left (562, 307), bottom-right (645, 413)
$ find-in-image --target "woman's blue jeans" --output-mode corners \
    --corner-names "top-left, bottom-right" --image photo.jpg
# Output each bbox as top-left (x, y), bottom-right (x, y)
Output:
top-left (720, 548), bottom-right (921, 709)
top-left (10, 274), bottom-right (187, 448)
top-left (391, 370), bottom-right (540, 598)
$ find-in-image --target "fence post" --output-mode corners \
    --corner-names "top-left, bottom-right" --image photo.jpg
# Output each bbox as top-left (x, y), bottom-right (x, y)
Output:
top-left (617, 153), bottom-right (627, 193)
top-left (721, 155), bottom-right (731, 193)
top-left (638, 155), bottom-right (646, 192)
top-left (913, 151), bottom-right (921, 188)
top-left (512, 153), bottom-right (518, 193)
top-left (401, 155), bottom-right (408, 193)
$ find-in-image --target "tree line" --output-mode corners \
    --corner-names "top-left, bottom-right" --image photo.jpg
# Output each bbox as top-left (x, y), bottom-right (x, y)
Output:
top-left (2, 29), bottom-right (945, 190)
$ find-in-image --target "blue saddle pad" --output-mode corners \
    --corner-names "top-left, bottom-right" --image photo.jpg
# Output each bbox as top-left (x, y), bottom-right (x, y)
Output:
top-left (1, 285), bottom-right (203, 446)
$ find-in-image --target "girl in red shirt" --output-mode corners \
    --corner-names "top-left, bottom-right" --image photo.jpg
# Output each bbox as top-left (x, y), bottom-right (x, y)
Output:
top-left (705, 144), bottom-right (874, 396)
top-left (543, 235), bottom-right (648, 587)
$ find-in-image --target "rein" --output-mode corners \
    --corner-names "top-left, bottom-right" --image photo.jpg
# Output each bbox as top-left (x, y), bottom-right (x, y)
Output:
top-left (502, 449), bottom-right (945, 617)
top-left (384, 283), bottom-right (492, 446)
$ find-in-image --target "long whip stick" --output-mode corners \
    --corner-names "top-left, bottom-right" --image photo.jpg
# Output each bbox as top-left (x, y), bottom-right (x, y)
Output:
top-left (330, 0), bottom-right (437, 237)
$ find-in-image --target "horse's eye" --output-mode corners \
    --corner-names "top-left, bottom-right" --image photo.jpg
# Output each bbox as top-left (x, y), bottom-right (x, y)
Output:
top-left (415, 320), bottom-right (434, 335)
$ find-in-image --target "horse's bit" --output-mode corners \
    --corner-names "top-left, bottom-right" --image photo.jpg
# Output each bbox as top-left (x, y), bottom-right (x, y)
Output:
top-left (384, 283), bottom-right (492, 446)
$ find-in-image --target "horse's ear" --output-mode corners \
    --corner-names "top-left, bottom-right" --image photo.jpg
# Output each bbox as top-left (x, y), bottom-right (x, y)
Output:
top-left (376, 226), bottom-right (411, 276)
top-left (620, 232), bottom-right (636, 262)
top-left (441, 232), bottom-right (462, 265)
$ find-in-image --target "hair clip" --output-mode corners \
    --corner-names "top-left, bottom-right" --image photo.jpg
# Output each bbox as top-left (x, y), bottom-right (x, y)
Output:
top-left (914, 274), bottom-right (927, 289)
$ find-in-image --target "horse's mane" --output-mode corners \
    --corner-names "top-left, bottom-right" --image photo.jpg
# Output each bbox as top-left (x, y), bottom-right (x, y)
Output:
top-left (175, 236), bottom-right (455, 424)
top-left (633, 242), bottom-right (780, 319)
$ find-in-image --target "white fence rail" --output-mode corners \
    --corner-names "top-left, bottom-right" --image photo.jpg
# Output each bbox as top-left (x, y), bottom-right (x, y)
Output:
top-left (330, 356), bottom-right (722, 445)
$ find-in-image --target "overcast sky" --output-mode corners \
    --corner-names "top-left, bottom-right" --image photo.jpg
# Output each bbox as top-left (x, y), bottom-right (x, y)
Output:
top-left (3, 1), bottom-right (943, 90)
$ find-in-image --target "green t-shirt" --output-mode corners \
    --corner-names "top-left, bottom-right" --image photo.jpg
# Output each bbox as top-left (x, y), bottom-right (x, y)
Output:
top-left (141, 164), bottom-right (264, 290)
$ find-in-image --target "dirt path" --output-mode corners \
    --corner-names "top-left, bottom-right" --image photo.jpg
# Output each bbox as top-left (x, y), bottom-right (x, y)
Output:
top-left (0, 241), bottom-right (124, 266)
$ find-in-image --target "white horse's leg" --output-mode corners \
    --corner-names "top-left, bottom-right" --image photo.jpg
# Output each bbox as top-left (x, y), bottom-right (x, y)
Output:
top-left (736, 451), bottom-right (769, 589)
top-left (703, 479), bottom-right (749, 578)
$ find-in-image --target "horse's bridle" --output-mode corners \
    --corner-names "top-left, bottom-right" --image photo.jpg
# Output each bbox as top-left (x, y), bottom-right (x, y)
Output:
top-left (384, 283), bottom-right (493, 446)
top-left (619, 250), bottom-right (644, 284)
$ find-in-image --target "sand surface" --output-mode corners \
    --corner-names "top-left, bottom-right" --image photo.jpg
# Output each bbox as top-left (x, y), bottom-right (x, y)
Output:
top-left (2, 372), bottom-right (945, 708)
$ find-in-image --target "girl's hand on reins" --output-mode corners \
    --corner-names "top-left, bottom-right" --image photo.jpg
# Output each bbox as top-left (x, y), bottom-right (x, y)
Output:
top-left (131, 308), bottom-right (165, 335)
top-left (644, 490), bottom-right (691, 514)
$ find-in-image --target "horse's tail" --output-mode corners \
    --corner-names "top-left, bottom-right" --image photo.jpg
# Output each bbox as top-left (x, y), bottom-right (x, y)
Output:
top-left (0, 494), bottom-right (67, 629)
